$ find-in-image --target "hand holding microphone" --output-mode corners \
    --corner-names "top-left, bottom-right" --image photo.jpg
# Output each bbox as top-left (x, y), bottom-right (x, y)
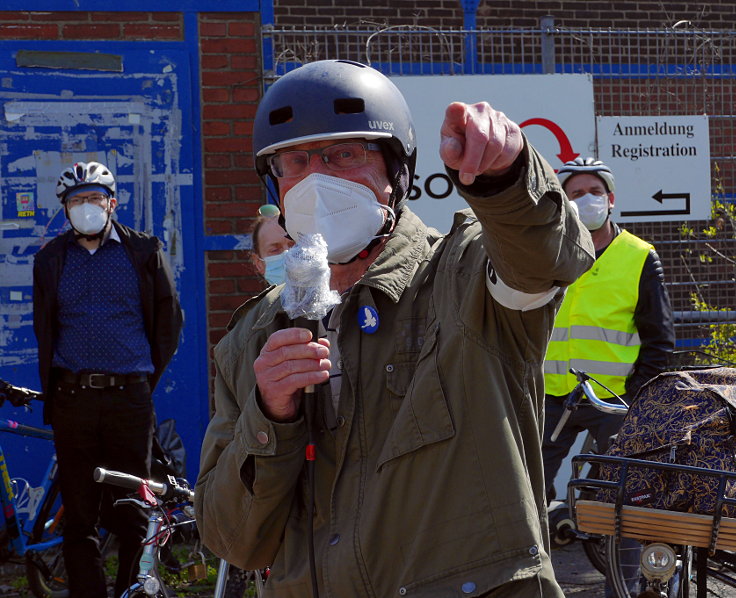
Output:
top-left (253, 234), bottom-right (340, 422)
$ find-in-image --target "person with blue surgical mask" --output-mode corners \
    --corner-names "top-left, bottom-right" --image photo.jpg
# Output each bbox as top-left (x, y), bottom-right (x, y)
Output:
top-left (252, 204), bottom-right (294, 286)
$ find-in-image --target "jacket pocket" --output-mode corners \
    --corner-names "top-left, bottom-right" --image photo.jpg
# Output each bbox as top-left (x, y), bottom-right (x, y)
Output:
top-left (398, 545), bottom-right (543, 597)
top-left (376, 323), bottom-right (455, 470)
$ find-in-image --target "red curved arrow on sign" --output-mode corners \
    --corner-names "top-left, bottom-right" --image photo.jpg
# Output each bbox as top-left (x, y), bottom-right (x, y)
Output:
top-left (519, 118), bottom-right (579, 163)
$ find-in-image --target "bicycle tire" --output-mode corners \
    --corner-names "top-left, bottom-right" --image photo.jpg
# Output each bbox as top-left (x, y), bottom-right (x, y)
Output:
top-left (674, 545), bottom-right (691, 598)
top-left (605, 535), bottom-right (645, 598)
top-left (581, 534), bottom-right (607, 575)
top-left (25, 481), bottom-right (68, 598)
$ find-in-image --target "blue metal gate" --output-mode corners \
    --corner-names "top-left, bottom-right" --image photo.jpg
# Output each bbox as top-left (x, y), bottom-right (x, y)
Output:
top-left (0, 44), bottom-right (205, 481)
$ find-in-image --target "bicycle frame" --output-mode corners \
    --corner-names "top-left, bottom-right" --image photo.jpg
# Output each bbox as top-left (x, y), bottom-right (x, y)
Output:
top-left (0, 417), bottom-right (61, 558)
top-left (95, 467), bottom-right (195, 598)
top-left (121, 509), bottom-right (167, 597)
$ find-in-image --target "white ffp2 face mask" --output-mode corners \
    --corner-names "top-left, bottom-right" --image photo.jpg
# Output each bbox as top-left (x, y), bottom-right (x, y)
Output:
top-left (574, 193), bottom-right (610, 231)
top-left (68, 203), bottom-right (109, 235)
top-left (283, 173), bottom-right (392, 264)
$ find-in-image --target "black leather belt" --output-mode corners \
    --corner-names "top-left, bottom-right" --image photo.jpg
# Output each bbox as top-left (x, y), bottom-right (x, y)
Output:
top-left (57, 370), bottom-right (148, 389)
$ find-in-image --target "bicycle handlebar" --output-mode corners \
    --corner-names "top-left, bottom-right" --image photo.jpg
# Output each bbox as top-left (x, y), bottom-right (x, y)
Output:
top-left (568, 368), bottom-right (629, 415)
top-left (94, 467), bottom-right (195, 502)
top-left (578, 379), bottom-right (629, 415)
top-left (550, 369), bottom-right (629, 442)
top-left (0, 378), bottom-right (43, 408)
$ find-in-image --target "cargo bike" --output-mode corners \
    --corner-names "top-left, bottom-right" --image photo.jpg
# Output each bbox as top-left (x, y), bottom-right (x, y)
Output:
top-left (567, 366), bottom-right (736, 598)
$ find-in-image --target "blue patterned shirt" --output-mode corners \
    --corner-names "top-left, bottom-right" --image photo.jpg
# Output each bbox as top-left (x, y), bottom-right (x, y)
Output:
top-left (52, 229), bottom-right (155, 375)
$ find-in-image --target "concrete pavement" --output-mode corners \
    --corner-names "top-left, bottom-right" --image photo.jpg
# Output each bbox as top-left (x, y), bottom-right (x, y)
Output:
top-left (552, 541), bottom-right (606, 597)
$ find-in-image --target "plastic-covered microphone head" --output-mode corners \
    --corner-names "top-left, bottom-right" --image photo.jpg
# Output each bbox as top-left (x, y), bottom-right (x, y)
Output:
top-left (282, 233), bottom-right (340, 321)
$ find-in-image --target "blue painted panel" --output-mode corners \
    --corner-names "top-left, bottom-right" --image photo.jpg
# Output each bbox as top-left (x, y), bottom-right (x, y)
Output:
top-left (0, 46), bottom-right (205, 483)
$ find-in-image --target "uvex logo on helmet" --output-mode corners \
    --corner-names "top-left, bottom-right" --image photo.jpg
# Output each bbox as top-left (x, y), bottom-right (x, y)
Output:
top-left (368, 120), bottom-right (395, 131)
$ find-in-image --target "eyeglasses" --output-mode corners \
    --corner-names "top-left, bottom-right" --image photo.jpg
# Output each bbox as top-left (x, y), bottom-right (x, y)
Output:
top-left (267, 142), bottom-right (381, 178)
top-left (66, 193), bottom-right (109, 207)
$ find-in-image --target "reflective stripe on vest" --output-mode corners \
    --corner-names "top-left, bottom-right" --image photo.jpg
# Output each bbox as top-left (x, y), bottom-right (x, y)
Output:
top-left (544, 230), bottom-right (652, 398)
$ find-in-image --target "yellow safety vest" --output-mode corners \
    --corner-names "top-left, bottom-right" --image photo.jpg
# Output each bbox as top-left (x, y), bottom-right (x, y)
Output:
top-left (544, 230), bottom-right (652, 398)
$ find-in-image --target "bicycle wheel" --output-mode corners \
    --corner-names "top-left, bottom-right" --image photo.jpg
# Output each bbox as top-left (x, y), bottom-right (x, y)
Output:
top-left (605, 534), bottom-right (643, 598)
top-left (581, 534), bottom-right (607, 575)
top-left (25, 481), bottom-right (68, 598)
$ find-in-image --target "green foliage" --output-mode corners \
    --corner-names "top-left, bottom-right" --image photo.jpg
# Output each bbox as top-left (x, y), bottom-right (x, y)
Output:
top-left (690, 293), bottom-right (736, 365)
top-left (679, 222), bottom-right (695, 239)
top-left (104, 554), bottom-right (119, 579)
top-left (100, 542), bottom-right (257, 597)
top-left (701, 226), bottom-right (717, 239)
top-left (11, 577), bottom-right (29, 591)
top-left (682, 162), bottom-right (736, 359)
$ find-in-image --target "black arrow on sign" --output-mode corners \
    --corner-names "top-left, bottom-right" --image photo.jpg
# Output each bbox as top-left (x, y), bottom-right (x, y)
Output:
top-left (620, 190), bottom-right (691, 217)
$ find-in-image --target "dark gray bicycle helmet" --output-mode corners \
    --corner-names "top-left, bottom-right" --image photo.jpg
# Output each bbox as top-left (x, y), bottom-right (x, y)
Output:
top-left (557, 157), bottom-right (615, 193)
top-left (56, 161), bottom-right (116, 203)
top-left (253, 60), bottom-right (417, 210)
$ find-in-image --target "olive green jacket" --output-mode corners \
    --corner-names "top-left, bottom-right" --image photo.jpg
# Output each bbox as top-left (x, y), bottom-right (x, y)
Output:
top-left (195, 145), bottom-right (594, 597)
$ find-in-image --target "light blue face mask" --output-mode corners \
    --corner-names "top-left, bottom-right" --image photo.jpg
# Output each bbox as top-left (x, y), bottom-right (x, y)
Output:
top-left (263, 250), bottom-right (287, 286)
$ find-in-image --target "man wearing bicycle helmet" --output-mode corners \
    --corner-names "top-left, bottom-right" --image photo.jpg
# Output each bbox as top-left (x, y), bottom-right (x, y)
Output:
top-left (33, 161), bottom-right (183, 598)
top-left (542, 157), bottom-right (675, 502)
top-left (196, 60), bottom-right (595, 598)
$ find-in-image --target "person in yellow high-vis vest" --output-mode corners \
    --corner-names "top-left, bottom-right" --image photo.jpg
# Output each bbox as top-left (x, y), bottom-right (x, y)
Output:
top-left (542, 157), bottom-right (675, 505)
top-left (543, 158), bottom-right (674, 597)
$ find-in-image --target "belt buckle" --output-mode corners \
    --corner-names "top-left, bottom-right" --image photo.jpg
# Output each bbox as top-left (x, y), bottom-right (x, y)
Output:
top-left (88, 373), bottom-right (108, 389)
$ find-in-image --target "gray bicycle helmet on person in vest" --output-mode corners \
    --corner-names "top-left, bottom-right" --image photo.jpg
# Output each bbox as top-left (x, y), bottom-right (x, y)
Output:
top-left (557, 157), bottom-right (615, 193)
top-left (56, 161), bottom-right (116, 203)
top-left (253, 60), bottom-right (417, 211)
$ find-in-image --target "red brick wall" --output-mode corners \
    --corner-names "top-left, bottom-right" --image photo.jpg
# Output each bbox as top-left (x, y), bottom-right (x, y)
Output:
top-left (0, 11), bottom-right (183, 40)
top-left (273, 0), bottom-right (463, 27)
top-left (198, 12), bottom-right (265, 353)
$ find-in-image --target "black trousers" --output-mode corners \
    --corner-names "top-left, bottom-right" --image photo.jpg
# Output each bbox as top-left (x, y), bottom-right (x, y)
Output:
top-left (51, 379), bottom-right (154, 598)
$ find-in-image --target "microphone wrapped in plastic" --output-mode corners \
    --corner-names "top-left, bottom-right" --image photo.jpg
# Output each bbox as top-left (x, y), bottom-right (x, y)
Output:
top-left (281, 233), bottom-right (340, 321)
top-left (281, 233), bottom-right (339, 598)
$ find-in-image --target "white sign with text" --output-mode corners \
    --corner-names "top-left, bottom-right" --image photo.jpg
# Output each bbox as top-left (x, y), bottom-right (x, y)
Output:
top-left (597, 115), bottom-right (711, 222)
top-left (392, 74), bottom-right (596, 232)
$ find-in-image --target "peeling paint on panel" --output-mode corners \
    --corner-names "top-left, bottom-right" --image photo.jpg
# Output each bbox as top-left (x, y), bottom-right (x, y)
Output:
top-left (0, 66), bottom-right (191, 368)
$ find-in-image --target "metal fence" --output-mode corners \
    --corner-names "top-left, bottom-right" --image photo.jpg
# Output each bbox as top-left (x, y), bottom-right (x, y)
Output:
top-left (263, 24), bottom-right (736, 348)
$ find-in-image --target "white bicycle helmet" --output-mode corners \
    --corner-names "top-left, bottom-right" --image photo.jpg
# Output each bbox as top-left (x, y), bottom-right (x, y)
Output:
top-left (557, 157), bottom-right (615, 193)
top-left (56, 161), bottom-right (116, 203)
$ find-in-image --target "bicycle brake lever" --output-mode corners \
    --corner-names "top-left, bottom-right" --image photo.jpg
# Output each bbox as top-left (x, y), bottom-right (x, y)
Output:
top-left (114, 497), bottom-right (156, 509)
